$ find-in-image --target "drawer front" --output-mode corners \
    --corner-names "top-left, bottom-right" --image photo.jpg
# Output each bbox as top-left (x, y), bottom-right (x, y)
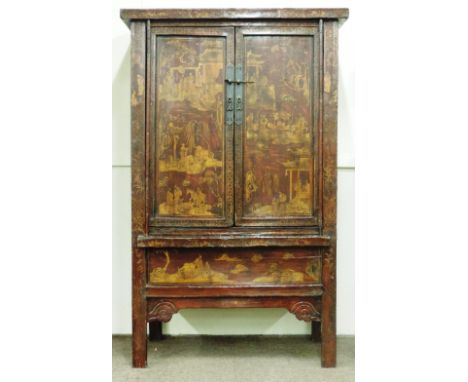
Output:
top-left (147, 248), bottom-right (321, 286)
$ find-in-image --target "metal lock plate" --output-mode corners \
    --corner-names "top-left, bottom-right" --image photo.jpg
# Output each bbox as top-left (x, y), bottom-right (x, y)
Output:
top-left (225, 64), bottom-right (234, 126)
top-left (235, 64), bottom-right (243, 126)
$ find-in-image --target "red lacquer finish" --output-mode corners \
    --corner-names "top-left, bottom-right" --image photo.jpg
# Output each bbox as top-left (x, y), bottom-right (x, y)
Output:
top-left (121, 8), bottom-right (348, 368)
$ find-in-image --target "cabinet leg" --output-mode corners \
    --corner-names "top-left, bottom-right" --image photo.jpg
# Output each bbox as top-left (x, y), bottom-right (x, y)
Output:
top-left (321, 247), bottom-right (336, 367)
top-left (132, 316), bottom-right (147, 368)
top-left (321, 289), bottom-right (336, 367)
top-left (321, 334), bottom-right (336, 367)
top-left (149, 321), bottom-right (163, 341)
top-left (312, 320), bottom-right (321, 342)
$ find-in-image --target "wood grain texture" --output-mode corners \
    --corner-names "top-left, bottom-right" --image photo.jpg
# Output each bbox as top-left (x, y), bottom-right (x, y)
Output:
top-left (121, 8), bottom-right (349, 27)
top-left (130, 21), bottom-right (148, 368)
top-left (144, 285), bottom-right (323, 298)
top-left (321, 20), bottom-right (339, 368)
top-left (138, 228), bottom-right (329, 248)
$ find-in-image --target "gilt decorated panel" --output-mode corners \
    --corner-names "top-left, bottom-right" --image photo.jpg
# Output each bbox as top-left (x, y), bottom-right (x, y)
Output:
top-left (235, 27), bottom-right (320, 226)
top-left (149, 28), bottom-right (234, 226)
top-left (148, 248), bottom-right (322, 286)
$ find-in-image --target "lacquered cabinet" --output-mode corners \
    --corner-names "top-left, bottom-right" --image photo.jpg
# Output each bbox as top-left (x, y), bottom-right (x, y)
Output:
top-left (121, 8), bottom-right (348, 368)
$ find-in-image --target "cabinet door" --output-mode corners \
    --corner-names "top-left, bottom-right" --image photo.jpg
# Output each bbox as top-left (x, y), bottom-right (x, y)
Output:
top-left (235, 26), bottom-right (321, 226)
top-left (148, 27), bottom-right (234, 227)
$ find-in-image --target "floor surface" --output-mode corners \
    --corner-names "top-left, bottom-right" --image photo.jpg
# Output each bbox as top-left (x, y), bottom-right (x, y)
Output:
top-left (113, 335), bottom-right (354, 382)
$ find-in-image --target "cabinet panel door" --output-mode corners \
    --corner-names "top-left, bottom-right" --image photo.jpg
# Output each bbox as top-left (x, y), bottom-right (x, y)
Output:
top-left (149, 27), bottom-right (234, 227)
top-left (235, 26), bottom-right (321, 226)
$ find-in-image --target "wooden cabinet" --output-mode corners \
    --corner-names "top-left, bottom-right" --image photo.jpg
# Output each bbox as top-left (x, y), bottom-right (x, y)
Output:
top-left (121, 8), bottom-right (348, 368)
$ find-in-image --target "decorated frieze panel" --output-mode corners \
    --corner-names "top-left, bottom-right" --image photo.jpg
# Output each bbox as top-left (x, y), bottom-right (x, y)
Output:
top-left (147, 248), bottom-right (322, 286)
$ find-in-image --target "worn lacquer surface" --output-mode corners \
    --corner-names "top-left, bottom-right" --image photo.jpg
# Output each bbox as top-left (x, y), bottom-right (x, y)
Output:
top-left (121, 9), bottom-right (350, 26)
top-left (148, 248), bottom-right (322, 286)
top-left (155, 37), bottom-right (226, 218)
top-left (321, 20), bottom-right (339, 368)
top-left (124, 10), bottom-right (346, 369)
top-left (130, 21), bottom-right (147, 368)
top-left (243, 36), bottom-right (314, 218)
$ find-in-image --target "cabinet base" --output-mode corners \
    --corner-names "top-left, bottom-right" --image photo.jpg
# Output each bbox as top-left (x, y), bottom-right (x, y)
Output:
top-left (132, 295), bottom-right (335, 368)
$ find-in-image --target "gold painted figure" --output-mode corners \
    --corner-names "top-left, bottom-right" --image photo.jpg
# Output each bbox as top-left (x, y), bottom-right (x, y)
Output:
top-left (150, 252), bottom-right (232, 284)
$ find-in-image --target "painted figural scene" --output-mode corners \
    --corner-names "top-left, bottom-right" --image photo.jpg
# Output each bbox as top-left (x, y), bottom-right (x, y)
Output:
top-left (155, 37), bottom-right (226, 218)
top-left (148, 248), bottom-right (322, 286)
top-left (243, 36), bottom-right (314, 218)
top-left (153, 35), bottom-right (316, 220)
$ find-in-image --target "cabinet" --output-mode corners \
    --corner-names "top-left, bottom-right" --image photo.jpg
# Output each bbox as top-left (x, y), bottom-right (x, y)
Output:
top-left (121, 8), bottom-right (348, 368)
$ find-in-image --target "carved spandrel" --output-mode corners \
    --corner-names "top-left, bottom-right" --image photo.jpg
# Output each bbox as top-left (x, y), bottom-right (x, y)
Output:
top-left (148, 301), bottom-right (178, 323)
top-left (289, 301), bottom-right (320, 322)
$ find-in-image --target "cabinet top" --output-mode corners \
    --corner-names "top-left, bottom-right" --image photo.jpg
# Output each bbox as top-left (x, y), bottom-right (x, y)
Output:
top-left (120, 8), bottom-right (349, 27)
